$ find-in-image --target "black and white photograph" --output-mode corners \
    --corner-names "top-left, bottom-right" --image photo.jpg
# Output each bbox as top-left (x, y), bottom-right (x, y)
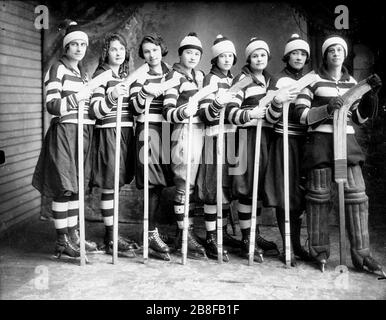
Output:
top-left (0, 0), bottom-right (385, 305)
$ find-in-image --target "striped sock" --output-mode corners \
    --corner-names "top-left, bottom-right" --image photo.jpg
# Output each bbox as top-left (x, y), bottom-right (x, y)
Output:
top-left (101, 189), bottom-right (114, 227)
top-left (238, 198), bottom-right (252, 239)
top-left (174, 202), bottom-right (184, 229)
top-left (52, 196), bottom-right (69, 236)
top-left (101, 189), bottom-right (114, 242)
top-left (67, 193), bottom-right (79, 234)
top-left (204, 204), bottom-right (217, 233)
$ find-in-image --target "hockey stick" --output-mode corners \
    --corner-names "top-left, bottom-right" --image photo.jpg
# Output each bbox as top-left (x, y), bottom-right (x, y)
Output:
top-left (142, 76), bottom-right (181, 263)
top-left (216, 76), bottom-right (253, 263)
top-left (77, 69), bottom-right (113, 266)
top-left (111, 65), bottom-right (150, 264)
top-left (181, 82), bottom-right (220, 264)
top-left (333, 76), bottom-right (373, 273)
top-left (112, 95), bottom-right (123, 264)
top-left (248, 71), bottom-right (318, 266)
top-left (143, 97), bottom-right (151, 264)
top-left (77, 99), bottom-right (87, 266)
top-left (216, 106), bottom-right (225, 263)
top-left (282, 101), bottom-right (291, 268)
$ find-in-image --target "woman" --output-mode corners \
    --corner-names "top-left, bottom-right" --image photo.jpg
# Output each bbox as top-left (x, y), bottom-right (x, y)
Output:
top-left (129, 34), bottom-right (173, 260)
top-left (197, 34), bottom-right (239, 260)
top-left (265, 34), bottom-right (312, 265)
top-left (294, 35), bottom-right (384, 274)
top-left (32, 21), bottom-right (96, 258)
top-left (162, 32), bottom-right (207, 260)
top-left (90, 33), bottom-right (137, 257)
top-left (224, 38), bottom-right (296, 262)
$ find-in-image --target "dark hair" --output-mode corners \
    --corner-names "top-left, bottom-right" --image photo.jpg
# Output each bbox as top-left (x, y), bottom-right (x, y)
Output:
top-left (98, 33), bottom-right (130, 78)
top-left (138, 34), bottom-right (168, 59)
top-left (282, 50), bottom-right (310, 64)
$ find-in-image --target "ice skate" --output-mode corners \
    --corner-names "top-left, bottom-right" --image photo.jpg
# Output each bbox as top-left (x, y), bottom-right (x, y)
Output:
top-left (205, 232), bottom-right (229, 262)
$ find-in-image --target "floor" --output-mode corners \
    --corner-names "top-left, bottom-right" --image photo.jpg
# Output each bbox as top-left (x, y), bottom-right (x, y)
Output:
top-left (0, 214), bottom-right (385, 300)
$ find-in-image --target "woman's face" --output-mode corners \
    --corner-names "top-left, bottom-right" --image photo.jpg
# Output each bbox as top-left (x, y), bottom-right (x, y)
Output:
top-left (249, 49), bottom-right (268, 72)
top-left (66, 40), bottom-right (87, 62)
top-left (108, 39), bottom-right (126, 67)
top-left (142, 41), bottom-right (162, 67)
top-left (288, 49), bottom-right (307, 70)
top-left (180, 48), bottom-right (201, 70)
top-left (326, 44), bottom-right (346, 68)
top-left (217, 52), bottom-right (234, 72)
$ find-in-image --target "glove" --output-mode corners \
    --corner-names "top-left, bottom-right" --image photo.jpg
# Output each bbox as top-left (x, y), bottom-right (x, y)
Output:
top-left (111, 83), bottom-right (129, 99)
top-left (183, 98), bottom-right (198, 118)
top-left (248, 106), bottom-right (267, 119)
top-left (75, 87), bottom-right (92, 102)
top-left (367, 74), bottom-right (382, 94)
top-left (327, 96), bottom-right (344, 114)
top-left (214, 91), bottom-right (236, 107)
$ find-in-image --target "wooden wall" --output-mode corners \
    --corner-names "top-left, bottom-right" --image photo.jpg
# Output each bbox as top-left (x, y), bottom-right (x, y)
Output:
top-left (0, 0), bottom-right (42, 232)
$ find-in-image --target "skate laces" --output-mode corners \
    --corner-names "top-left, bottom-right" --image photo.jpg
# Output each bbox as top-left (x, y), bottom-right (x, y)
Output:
top-left (64, 234), bottom-right (79, 252)
top-left (150, 229), bottom-right (166, 248)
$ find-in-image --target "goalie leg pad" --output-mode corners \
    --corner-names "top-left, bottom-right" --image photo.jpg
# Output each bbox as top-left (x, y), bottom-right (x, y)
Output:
top-left (344, 165), bottom-right (371, 269)
top-left (305, 167), bottom-right (332, 261)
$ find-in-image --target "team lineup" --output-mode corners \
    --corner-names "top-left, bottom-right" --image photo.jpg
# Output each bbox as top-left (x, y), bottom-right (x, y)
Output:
top-left (31, 20), bottom-right (386, 277)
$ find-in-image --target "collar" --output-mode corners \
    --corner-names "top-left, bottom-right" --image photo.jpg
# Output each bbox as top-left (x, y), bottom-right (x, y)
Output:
top-left (148, 61), bottom-right (171, 76)
top-left (283, 64), bottom-right (304, 80)
top-left (60, 55), bottom-right (87, 80)
top-left (318, 64), bottom-right (351, 82)
top-left (172, 62), bottom-right (197, 82)
top-left (241, 64), bottom-right (271, 86)
top-left (210, 64), bottom-right (233, 79)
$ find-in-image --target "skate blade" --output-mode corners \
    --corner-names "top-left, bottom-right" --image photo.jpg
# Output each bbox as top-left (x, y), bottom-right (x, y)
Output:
top-left (263, 248), bottom-right (280, 257)
top-left (149, 251), bottom-right (171, 261)
top-left (106, 250), bottom-right (136, 258)
top-left (175, 249), bottom-right (208, 261)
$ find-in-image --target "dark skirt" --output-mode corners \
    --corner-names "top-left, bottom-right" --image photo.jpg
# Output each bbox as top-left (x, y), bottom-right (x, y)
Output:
top-left (135, 122), bottom-right (174, 189)
top-left (231, 126), bottom-right (272, 200)
top-left (92, 126), bottom-right (135, 189)
top-left (197, 133), bottom-right (233, 205)
top-left (264, 132), bottom-right (306, 210)
top-left (302, 132), bottom-right (365, 171)
top-left (32, 118), bottom-right (94, 198)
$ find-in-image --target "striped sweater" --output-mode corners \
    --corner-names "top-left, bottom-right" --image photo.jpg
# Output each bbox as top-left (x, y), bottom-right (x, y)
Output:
top-left (89, 63), bottom-right (133, 128)
top-left (225, 65), bottom-right (277, 127)
top-left (44, 56), bottom-right (93, 124)
top-left (294, 65), bottom-right (366, 134)
top-left (197, 65), bottom-right (235, 135)
top-left (162, 63), bottom-right (205, 123)
top-left (266, 66), bottom-right (308, 136)
top-left (129, 61), bottom-right (171, 123)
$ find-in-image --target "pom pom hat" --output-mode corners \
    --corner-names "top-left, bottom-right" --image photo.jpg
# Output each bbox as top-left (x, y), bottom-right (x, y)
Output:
top-left (211, 34), bottom-right (237, 62)
top-left (63, 21), bottom-right (89, 48)
top-left (283, 33), bottom-right (310, 57)
top-left (245, 37), bottom-right (270, 59)
top-left (322, 35), bottom-right (348, 58)
top-left (178, 32), bottom-right (203, 55)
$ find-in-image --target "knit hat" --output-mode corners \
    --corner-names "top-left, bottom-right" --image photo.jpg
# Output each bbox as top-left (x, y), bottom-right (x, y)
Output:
top-left (178, 32), bottom-right (203, 55)
top-left (63, 21), bottom-right (89, 48)
top-left (245, 38), bottom-right (270, 59)
top-left (211, 34), bottom-right (237, 62)
top-left (283, 33), bottom-right (310, 57)
top-left (322, 35), bottom-right (348, 57)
